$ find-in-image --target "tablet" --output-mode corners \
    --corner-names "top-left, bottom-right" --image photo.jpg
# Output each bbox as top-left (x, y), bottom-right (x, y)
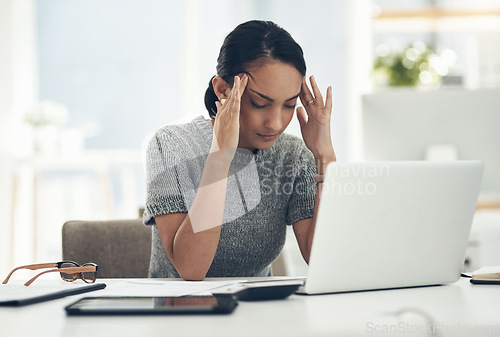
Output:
top-left (470, 279), bottom-right (500, 285)
top-left (211, 279), bottom-right (303, 301)
top-left (65, 295), bottom-right (238, 315)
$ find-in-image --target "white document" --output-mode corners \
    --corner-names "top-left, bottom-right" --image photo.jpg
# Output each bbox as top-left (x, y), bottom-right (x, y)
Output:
top-left (472, 266), bottom-right (500, 275)
top-left (102, 279), bottom-right (244, 297)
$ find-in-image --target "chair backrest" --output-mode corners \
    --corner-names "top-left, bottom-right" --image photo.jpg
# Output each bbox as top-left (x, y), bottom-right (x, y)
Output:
top-left (62, 219), bottom-right (151, 278)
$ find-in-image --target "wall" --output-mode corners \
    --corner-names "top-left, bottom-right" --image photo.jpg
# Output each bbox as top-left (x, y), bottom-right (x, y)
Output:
top-left (0, 0), bottom-right (38, 275)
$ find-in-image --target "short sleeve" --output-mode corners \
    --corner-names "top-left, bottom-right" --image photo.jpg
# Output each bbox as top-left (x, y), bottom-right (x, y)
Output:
top-left (143, 132), bottom-right (188, 226)
top-left (286, 148), bottom-right (317, 225)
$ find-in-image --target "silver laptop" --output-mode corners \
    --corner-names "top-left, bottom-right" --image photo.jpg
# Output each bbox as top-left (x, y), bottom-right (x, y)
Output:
top-left (299, 161), bottom-right (484, 295)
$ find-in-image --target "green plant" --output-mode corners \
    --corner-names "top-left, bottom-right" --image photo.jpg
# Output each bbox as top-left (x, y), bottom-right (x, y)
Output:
top-left (372, 42), bottom-right (451, 88)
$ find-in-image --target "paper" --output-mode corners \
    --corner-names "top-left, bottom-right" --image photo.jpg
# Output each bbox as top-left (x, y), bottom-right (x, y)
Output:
top-left (472, 266), bottom-right (500, 275)
top-left (472, 266), bottom-right (500, 280)
top-left (102, 279), bottom-right (244, 297)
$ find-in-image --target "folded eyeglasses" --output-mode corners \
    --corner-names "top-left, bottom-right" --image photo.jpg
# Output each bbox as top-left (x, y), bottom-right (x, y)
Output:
top-left (2, 261), bottom-right (98, 286)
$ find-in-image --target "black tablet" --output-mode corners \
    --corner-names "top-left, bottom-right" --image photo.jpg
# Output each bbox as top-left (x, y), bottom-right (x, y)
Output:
top-left (65, 295), bottom-right (238, 315)
top-left (470, 279), bottom-right (500, 285)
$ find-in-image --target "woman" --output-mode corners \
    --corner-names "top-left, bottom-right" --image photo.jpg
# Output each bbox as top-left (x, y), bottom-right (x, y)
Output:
top-left (143, 20), bottom-right (335, 280)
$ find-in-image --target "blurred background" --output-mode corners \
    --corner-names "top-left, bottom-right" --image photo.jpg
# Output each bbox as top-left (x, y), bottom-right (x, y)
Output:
top-left (1, 0), bottom-right (499, 277)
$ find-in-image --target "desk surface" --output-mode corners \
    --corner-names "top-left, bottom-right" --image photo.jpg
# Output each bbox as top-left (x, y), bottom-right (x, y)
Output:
top-left (1, 278), bottom-right (499, 337)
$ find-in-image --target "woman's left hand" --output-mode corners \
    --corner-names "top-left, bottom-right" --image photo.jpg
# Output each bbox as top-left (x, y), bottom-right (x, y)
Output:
top-left (296, 76), bottom-right (336, 162)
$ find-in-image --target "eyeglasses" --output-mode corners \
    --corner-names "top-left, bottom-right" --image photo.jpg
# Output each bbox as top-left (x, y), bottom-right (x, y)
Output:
top-left (2, 261), bottom-right (98, 286)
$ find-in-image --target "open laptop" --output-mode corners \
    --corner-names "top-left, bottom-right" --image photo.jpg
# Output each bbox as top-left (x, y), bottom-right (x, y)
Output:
top-left (298, 161), bottom-right (484, 295)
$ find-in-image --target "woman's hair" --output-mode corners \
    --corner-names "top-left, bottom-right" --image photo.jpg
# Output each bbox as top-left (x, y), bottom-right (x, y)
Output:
top-left (204, 20), bottom-right (306, 119)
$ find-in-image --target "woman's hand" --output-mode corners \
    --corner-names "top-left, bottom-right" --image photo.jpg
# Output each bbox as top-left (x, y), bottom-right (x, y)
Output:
top-left (212, 74), bottom-right (248, 174)
top-left (296, 76), bottom-right (336, 163)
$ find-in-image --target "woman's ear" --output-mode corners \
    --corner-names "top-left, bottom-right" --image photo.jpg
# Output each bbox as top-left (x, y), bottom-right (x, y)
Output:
top-left (212, 76), bottom-right (231, 101)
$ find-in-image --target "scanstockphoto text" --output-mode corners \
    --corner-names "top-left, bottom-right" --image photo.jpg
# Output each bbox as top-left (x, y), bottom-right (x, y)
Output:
top-left (148, 156), bottom-right (392, 229)
top-left (365, 321), bottom-right (500, 335)
top-left (259, 161), bottom-right (391, 197)
top-left (149, 157), bottom-right (392, 199)
top-left (321, 163), bottom-right (391, 197)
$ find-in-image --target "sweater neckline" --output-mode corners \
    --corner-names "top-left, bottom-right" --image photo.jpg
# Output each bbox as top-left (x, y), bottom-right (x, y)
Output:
top-left (192, 115), bottom-right (265, 159)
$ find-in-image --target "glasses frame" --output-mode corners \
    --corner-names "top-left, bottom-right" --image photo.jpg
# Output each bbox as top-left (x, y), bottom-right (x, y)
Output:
top-left (2, 261), bottom-right (98, 286)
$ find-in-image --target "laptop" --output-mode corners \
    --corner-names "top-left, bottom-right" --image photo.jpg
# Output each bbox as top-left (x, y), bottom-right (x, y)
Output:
top-left (298, 161), bottom-right (484, 295)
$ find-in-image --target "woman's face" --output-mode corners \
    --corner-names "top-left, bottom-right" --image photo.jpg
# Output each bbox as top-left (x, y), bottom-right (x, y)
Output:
top-left (238, 61), bottom-right (303, 152)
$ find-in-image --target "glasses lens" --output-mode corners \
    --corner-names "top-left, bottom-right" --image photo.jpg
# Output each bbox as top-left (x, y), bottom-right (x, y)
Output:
top-left (60, 262), bottom-right (78, 281)
top-left (81, 263), bottom-right (97, 283)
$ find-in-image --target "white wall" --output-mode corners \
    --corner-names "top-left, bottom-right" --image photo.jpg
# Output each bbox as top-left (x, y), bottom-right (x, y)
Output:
top-left (34, 0), bottom-right (372, 161)
top-left (0, 0), bottom-right (14, 154)
top-left (1, 0), bottom-right (374, 275)
top-left (0, 0), bottom-right (38, 275)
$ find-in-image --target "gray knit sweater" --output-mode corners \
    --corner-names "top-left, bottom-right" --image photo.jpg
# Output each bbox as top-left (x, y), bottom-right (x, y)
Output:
top-left (143, 116), bottom-right (316, 278)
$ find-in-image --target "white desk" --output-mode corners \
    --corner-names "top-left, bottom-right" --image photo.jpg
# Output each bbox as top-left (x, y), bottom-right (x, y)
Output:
top-left (1, 278), bottom-right (499, 337)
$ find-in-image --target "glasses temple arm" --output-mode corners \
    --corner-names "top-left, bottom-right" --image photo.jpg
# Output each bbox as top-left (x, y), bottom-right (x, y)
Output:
top-left (23, 266), bottom-right (96, 286)
top-left (2, 262), bottom-right (57, 284)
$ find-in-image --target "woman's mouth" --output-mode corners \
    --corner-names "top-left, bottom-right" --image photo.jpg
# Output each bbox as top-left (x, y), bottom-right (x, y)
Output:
top-left (257, 133), bottom-right (279, 141)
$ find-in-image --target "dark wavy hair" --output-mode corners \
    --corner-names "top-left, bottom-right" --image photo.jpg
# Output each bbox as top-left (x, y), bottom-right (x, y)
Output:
top-left (204, 20), bottom-right (306, 119)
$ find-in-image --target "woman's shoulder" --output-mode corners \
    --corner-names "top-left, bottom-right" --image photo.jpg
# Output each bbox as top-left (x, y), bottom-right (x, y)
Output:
top-left (145, 115), bottom-right (213, 164)
top-left (153, 115), bottom-right (210, 140)
top-left (149, 116), bottom-right (212, 148)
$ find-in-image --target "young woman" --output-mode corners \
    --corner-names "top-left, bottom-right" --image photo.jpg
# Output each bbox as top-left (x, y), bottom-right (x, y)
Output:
top-left (143, 20), bottom-right (336, 280)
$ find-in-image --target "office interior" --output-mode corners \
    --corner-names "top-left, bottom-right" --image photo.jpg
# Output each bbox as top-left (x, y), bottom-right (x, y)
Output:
top-left (0, 0), bottom-right (499, 278)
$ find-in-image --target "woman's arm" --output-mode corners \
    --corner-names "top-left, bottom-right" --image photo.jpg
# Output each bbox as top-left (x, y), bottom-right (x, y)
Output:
top-left (293, 156), bottom-right (335, 263)
top-left (293, 75), bottom-right (336, 263)
top-left (154, 149), bottom-right (228, 280)
top-left (154, 75), bottom-right (248, 281)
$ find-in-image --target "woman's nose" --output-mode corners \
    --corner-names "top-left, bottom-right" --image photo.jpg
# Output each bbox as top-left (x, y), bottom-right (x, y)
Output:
top-left (263, 109), bottom-right (282, 131)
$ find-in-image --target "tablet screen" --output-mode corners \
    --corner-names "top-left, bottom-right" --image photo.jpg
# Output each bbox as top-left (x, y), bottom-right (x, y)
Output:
top-left (65, 296), bottom-right (237, 315)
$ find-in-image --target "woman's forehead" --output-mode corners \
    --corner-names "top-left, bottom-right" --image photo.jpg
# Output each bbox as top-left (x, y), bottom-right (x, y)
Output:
top-left (246, 62), bottom-right (302, 99)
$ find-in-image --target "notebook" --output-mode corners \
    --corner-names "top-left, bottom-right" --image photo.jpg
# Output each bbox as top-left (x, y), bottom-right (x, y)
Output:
top-left (470, 266), bottom-right (500, 285)
top-left (0, 282), bottom-right (106, 306)
top-left (298, 161), bottom-right (484, 295)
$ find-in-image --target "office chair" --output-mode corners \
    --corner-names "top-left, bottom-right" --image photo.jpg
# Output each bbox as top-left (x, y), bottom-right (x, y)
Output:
top-left (62, 219), bottom-right (152, 278)
top-left (62, 218), bottom-right (288, 278)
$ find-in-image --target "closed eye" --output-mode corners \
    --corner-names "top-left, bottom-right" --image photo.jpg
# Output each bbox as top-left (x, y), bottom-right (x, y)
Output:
top-left (284, 103), bottom-right (297, 110)
top-left (251, 100), bottom-right (269, 109)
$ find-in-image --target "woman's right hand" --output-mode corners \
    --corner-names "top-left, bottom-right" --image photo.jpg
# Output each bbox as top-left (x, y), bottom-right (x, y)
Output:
top-left (212, 74), bottom-right (248, 174)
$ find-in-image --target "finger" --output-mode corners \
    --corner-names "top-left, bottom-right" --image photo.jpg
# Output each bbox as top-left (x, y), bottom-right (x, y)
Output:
top-left (325, 86), bottom-right (333, 114)
top-left (233, 75), bottom-right (242, 98)
top-left (215, 101), bottom-right (222, 111)
top-left (229, 76), bottom-right (241, 121)
top-left (240, 73), bottom-right (249, 92)
top-left (223, 75), bottom-right (237, 104)
top-left (299, 77), bottom-right (314, 106)
top-left (233, 75), bottom-right (242, 102)
top-left (218, 77), bottom-right (238, 118)
top-left (296, 106), bottom-right (307, 129)
top-left (229, 76), bottom-right (239, 98)
top-left (229, 90), bottom-right (241, 125)
top-left (223, 76), bottom-right (238, 112)
top-left (309, 75), bottom-right (323, 105)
